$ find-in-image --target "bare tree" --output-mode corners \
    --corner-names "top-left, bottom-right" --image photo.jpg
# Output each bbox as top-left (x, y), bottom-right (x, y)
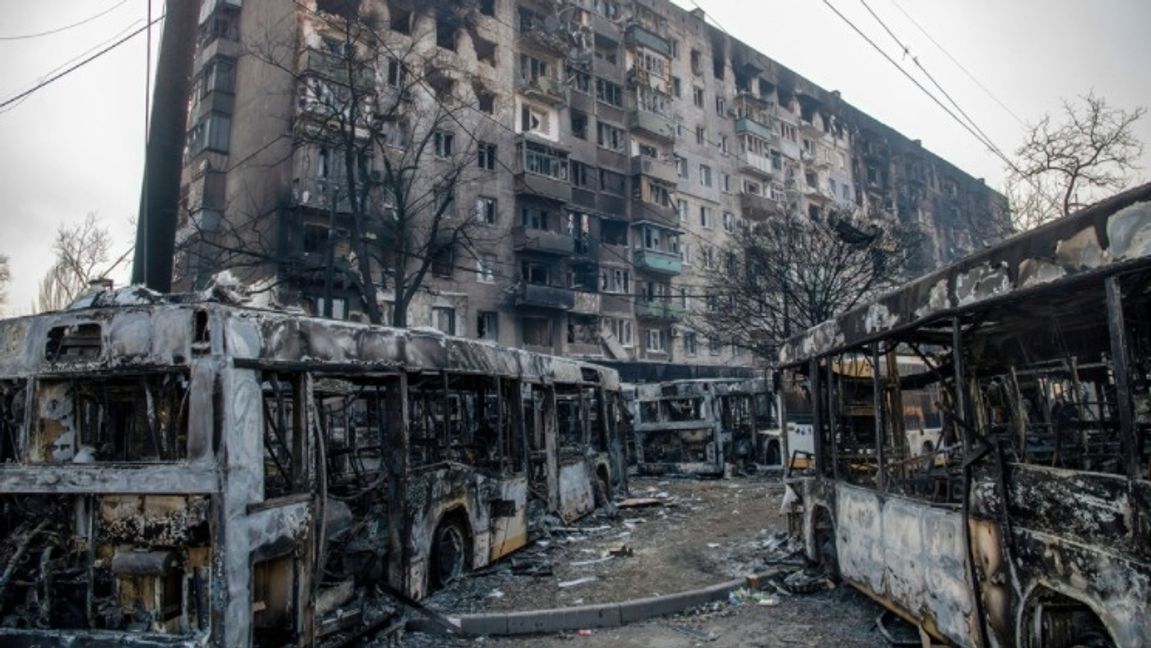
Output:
top-left (693, 208), bottom-right (918, 361)
top-left (187, 1), bottom-right (497, 327)
top-left (0, 255), bottom-right (9, 310)
top-left (1010, 91), bottom-right (1146, 230)
top-left (36, 214), bottom-right (115, 313)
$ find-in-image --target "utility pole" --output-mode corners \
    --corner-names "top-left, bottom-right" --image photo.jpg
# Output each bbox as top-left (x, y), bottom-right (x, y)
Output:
top-left (131, 0), bottom-right (198, 292)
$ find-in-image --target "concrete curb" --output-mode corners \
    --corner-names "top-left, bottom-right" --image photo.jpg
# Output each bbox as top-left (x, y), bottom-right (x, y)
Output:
top-left (409, 573), bottom-right (774, 637)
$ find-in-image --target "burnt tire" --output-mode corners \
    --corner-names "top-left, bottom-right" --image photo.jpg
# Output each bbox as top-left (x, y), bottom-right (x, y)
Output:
top-left (430, 517), bottom-right (467, 589)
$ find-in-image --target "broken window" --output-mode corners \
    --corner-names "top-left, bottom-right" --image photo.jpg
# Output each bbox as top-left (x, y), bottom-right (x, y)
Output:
top-left (34, 372), bottom-right (190, 463)
top-left (477, 141), bottom-right (497, 170)
top-left (522, 317), bottom-right (552, 347)
top-left (473, 36), bottom-right (497, 67)
top-left (477, 311), bottom-right (499, 341)
top-left (261, 373), bottom-right (306, 498)
top-left (0, 380), bottom-right (26, 462)
top-left (600, 219), bottom-right (628, 246)
top-left (316, 0), bottom-right (360, 19)
top-left (434, 12), bottom-right (457, 50)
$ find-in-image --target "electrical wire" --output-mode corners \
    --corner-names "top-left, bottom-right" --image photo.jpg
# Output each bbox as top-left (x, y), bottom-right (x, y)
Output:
top-left (885, 0), bottom-right (1027, 127)
top-left (0, 16), bottom-right (163, 112)
top-left (856, 0), bottom-right (1007, 172)
top-left (0, 0), bottom-right (128, 42)
top-left (819, 1), bottom-right (1031, 180)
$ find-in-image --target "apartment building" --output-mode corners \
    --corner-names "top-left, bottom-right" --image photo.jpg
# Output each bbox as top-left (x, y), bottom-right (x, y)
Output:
top-left (175, 0), bottom-right (1007, 377)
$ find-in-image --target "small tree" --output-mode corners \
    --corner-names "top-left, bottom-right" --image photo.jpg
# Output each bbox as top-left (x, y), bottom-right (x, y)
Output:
top-left (694, 208), bottom-right (917, 361)
top-left (36, 214), bottom-right (115, 312)
top-left (188, 2), bottom-right (496, 327)
top-left (1010, 91), bottom-right (1146, 230)
top-left (0, 254), bottom-right (9, 311)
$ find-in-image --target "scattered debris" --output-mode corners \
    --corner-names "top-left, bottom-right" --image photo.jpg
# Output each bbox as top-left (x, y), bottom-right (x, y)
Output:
top-left (607, 544), bottom-right (634, 557)
top-left (557, 577), bottom-right (598, 589)
top-left (511, 555), bottom-right (553, 577)
top-left (570, 557), bottom-right (612, 567)
top-left (669, 623), bottom-right (719, 642)
top-left (782, 569), bottom-right (835, 594)
top-left (617, 498), bottom-right (666, 509)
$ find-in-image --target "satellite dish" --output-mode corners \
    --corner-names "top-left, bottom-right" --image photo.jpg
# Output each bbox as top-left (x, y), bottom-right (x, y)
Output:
top-left (543, 14), bottom-right (562, 31)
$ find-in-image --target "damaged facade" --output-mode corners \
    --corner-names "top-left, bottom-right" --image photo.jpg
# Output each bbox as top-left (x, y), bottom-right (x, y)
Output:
top-left (780, 183), bottom-right (1151, 647)
top-left (0, 296), bottom-right (626, 646)
top-left (174, 0), bottom-right (1007, 378)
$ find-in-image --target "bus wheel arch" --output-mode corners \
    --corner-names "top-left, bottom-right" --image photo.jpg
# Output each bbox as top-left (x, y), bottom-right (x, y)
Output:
top-left (429, 508), bottom-right (473, 591)
top-left (1019, 584), bottom-right (1116, 648)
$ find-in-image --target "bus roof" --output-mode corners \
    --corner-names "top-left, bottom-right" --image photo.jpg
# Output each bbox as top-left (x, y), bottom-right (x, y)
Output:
top-left (779, 182), bottom-right (1151, 367)
top-left (0, 300), bottom-right (620, 389)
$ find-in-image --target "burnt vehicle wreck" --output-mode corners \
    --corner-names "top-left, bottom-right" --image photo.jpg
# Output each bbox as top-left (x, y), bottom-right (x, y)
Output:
top-left (781, 183), bottom-right (1151, 647)
top-left (625, 378), bottom-right (773, 477)
top-left (0, 298), bottom-right (626, 647)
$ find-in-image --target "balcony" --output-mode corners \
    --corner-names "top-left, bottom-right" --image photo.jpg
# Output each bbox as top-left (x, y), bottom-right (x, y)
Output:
top-left (739, 192), bottom-right (781, 221)
top-left (571, 290), bottom-right (601, 315)
top-left (516, 283), bottom-right (575, 310)
top-left (778, 138), bottom-right (801, 160)
top-left (515, 172), bottom-right (572, 203)
top-left (293, 176), bottom-right (353, 212)
top-left (800, 119), bottom-right (829, 140)
top-left (630, 199), bottom-right (678, 228)
top-left (630, 155), bottom-right (678, 185)
top-left (519, 22), bottom-right (570, 58)
top-left (802, 150), bottom-right (830, 169)
top-left (572, 236), bottom-right (599, 263)
top-left (515, 74), bottom-right (568, 106)
top-left (634, 248), bottom-right (683, 275)
top-left (302, 49), bottom-right (373, 89)
top-left (625, 24), bottom-right (672, 57)
top-left (628, 110), bottom-right (675, 142)
top-left (804, 183), bottom-right (831, 202)
top-left (734, 117), bottom-right (777, 143)
top-left (635, 298), bottom-right (685, 321)
top-left (513, 226), bottom-right (576, 255)
top-left (737, 152), bottom-right (775, 180)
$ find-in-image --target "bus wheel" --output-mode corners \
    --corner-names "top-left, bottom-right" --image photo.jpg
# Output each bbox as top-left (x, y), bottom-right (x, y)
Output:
top-left (431, 517), bottom-right (468, 589)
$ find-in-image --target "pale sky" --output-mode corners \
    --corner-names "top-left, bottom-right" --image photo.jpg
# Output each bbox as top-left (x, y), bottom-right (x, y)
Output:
top-left (0, 0), bottom-right (1148, 316)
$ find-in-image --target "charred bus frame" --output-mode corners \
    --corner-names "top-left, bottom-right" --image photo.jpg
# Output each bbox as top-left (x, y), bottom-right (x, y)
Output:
top-left (0, 300), bottom-right (625, 647)
top-left (781, 184), bottom-right (1151, 647)
top-left (627, 378), bottom-right (771, 476)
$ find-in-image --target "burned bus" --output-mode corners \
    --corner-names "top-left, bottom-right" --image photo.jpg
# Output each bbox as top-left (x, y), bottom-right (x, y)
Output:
top-left (627, 378), bottom-right (771, 476)
top-left (0, 296), bottom-right (625, 647)
top-left (782, 183), bottom-right (1151, 648)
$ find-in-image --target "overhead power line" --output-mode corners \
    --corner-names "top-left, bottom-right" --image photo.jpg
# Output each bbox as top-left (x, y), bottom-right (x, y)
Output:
top-left (0, 1), bottom-right (129, 42)
top-left (0, 15), bottom-right (163, 112)
top-left (885, 0), bottom-right (1027, 127)
top-left (820, 1), bottom-right (1035, 182)
top-left (857, 0), bottom-right (1007, 167)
